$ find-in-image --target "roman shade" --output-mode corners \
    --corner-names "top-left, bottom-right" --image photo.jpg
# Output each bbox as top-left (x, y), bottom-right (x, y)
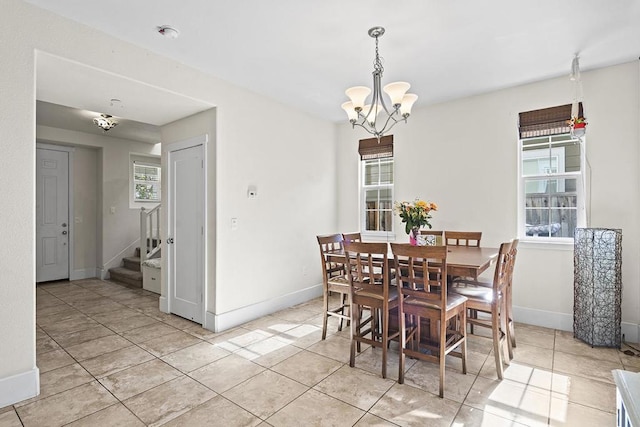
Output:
top-left (519, 103), bottom-right (583, 138)
top-left (358, 135), bottom-right (394, 160)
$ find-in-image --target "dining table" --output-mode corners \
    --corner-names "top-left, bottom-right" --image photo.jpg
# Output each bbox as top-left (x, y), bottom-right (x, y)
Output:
top-left (326, 244), bottom-right (499, 280)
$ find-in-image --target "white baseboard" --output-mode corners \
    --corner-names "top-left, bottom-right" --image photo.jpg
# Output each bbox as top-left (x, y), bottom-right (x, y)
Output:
top-left (514, 305), bottom-right (639, 344)
top-left (69, 268), bottom-right (97, 281)
top-left (212, 283), bottom-right (323, 333)
top-left (0, 367), bottom-right (39, 408)
top-left (159, 296), bottom-right (169, 313)
top-left (204, 311), bottom-right (216, 332)
top-left (96, 268), bottom-right (107, 280)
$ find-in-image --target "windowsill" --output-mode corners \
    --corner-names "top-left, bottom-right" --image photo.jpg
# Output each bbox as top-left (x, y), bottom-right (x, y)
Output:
top-left (518, 237), bottom-right (574, 251)
top-left (361, 231), bottom-right (396, 242)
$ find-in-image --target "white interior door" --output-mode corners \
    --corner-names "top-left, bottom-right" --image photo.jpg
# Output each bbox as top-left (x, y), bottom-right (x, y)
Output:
top-left (36, 148), bottom-right (69, 282)
top-left (168, 143), bottom-right (204, 323)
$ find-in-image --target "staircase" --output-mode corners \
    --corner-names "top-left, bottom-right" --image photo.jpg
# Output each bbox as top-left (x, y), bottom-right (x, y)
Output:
top-left (109, 247), bottom-right (144, 287)
top-left (109, 206), bottom-right (162, 288)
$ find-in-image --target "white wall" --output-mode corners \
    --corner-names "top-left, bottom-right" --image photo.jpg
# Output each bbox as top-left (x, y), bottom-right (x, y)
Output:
top-left (0, 0), bottom-right (336, 405)
top-left (337, 61), bottom-right (640, 340)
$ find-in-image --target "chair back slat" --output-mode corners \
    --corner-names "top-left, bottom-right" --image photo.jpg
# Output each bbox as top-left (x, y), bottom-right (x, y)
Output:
top-left (343, 241), bottom-right (390, 298)
top-left (444, 231), bottom-right (482, 247)
top-left (342, 232), bottom-right (362, 243)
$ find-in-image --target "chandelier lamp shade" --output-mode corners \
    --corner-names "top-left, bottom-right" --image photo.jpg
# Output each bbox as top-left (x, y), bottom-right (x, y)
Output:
top-left (93, 114), bottom-right (118, 131)
top-left (342, 27), bottom-right (418, 140)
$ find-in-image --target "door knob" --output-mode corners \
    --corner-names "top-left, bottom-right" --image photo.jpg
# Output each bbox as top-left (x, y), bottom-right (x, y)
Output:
top-left (62, 230), bottom-right (67, 235)
top-left (62, 223), bottom-right (67, 227)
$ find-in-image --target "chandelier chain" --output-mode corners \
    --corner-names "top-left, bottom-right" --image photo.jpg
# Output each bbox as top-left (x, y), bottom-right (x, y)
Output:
top-left (374, 34), bottom-right (384, 75)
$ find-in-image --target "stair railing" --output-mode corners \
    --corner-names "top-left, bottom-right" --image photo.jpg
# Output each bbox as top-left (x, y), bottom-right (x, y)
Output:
top-left (140, 205), bottom-right (161, 262)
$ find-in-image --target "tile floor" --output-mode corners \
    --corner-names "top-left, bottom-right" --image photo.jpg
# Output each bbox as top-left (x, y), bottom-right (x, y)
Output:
top-left (1, 278), bottom-right (639, 426)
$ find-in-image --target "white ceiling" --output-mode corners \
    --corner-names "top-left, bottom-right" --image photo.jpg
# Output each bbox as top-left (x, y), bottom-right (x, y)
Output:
top-left (27, 0), bottom-right (640, 130)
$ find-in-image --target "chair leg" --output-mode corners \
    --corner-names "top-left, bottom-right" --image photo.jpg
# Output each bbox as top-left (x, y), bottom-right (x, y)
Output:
top-left (491, 305), bottom-right (504, 380)
top-left (398, 309), bottom-right (406, 384)
top-left (322, 290), bottom-right (329, 340)
top-left (460, 308), bottom-right (467, 375)
top-left (439, 317), bottom-right (446, 398)
top-left (350, 301), bottom-right (358, 368)
top-left (504, 299), bottom-right (514, 361)
top-left (381, 304), bottom-right (388, 379)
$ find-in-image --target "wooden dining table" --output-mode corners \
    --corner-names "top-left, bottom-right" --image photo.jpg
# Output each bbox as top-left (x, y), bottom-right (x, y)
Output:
top-left (326, 244), bottom-right (499, 280)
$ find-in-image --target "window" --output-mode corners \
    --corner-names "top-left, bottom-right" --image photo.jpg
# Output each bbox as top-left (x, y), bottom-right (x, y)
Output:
top-left (130, 154), bottom-right (161, 207)
top-left (134, 163), bottom-right (161, 202)
top-left (362, 157), bottom-right (394, 233)
top-left (358, 135), bottom-right (395, 237)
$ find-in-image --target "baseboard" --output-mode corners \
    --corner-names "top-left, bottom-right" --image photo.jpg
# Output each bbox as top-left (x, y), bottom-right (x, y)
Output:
top-left (69, 268), bottom-right (97, 281)
top-left (204, 310), bottom-right (216, 332)
top-left (514, 305), bottom-right (639, 343)
top-left (96, 268), bottom-right (107, 280)
top-left (159, 296), bottom-right (169, 313)
top-left (212, 283), bottom-right (323, 333)
top-left (0, 367), bottom-right (39, 408)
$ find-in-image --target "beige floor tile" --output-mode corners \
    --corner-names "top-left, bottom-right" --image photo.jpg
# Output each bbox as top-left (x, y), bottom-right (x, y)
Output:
top-left (36, 303), bottom-right (75, 318)
top-left (314, 365), bottom-right (395, 411)
top-left (619, 347), bottom-right (640, 369)
top-left (279, 323), bottom-right (324, 349)
top-left (355, 345), bottom-right (417, 382)
top-left (161, 341), bottom-right (230, 372)
top-left (120, 322), bottom-right (179, 344)
top-left (39, 316), bottom-right (99, 335)
top-left (99, 313), bottom-right (158, 333)
top-left (0, 408), bottom-right (22, 427)
top-left (306, 334), bottom-right (355, 363)
top-left (48, 325), bottom-right (115, 348)
top-left (271, 307), bottom-right (318, 323)
top-left (65, 403), bottom-right (145, 426)
top-left (445, 347), bottom-right (488, 375)
top-left (204, 327), bottom-right (250, 345)
top-left (508, 342), bottom-right (554, 370)
top-left (369, 382), bottom-right (461, 426)
top-left (123, 376), bottom-right (215, 426)
top-left (90, 308), bottom-right (141, 324)
top-left (514, 323), bottom-right (555, 350)
top-left (80, 345), bottom-right (155, 378)
top-left (16, 381), bottom-right (117, 427)
top-left (99, 359), bottom-right (183, 400)
top-left (15, 363), bottom-right (93, 407)
top-left (548, 398), bottom-right (615, 426)
top-left (161, 395), bottom-right (261, 427)
top-left (553, 351), bottom-right (622, 384)
top-left (214, 328), bottom-right (274, 353)
top-left (464, 376), bottom-right (550, 426)
top-left (267, 388), bottom-right (364, 426)
top-left (37, 307), bottom-right (86, 327)
top-left (222, 370), bottom-right (308, 419)
top-left (452, 404), bottom-right (529, 426)
top-left (551, 373), bottom-right (616, 413)
top-left (36, 334), bottom-right (61, 353)
top-left (65, 335), bottom-right (133, 361)
top-left (271, 350), bottom-right (343, 387)
top-left (465, 334), bottom-right (495, 354)
top-left (71, 300), bottom-right (125, 315)
top-left (37, 349), bottom-right (75, 373)
top-left (158, 313), bottom-right (200, 330)
top-left (138, 330), bottom-right (202, 357)
top-left (403, 360), bottom-right (476, 402)
top-left (235, 338), bottom-right (302, 368)
top-left (182, 324), bottom-right (220, 340)
top-left (241, 315), bottom-right (299, 335)
top-left (189, 354), bottom-right (266, 393)
top-left (353, 413), bottom-right (398, 426)
top-left (482, 361), bottom-right (553, 390)
top-left (554, 330), bottom-right (622, 361)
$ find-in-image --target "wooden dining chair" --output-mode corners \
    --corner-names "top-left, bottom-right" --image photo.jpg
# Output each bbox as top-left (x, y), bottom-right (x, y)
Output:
top-left (342, 232), bottom-right (362, 243)
top-left (343, 241), bottom-right (399, 379)
top-left (444, 231), bottom-right (482, 247)
top-left (419, 229), bottom-right (444, 245)
top-left (505, 239), bottom-right (519, 358)
top-left (391, 243), bottom-right (467, 397)
top-left (317, 234), bottom-right (351, 340)
top-left (449, 241), bottom-right (512, 379)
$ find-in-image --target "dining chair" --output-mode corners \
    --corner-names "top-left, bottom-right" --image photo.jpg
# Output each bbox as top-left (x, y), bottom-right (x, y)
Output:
top-left (444, 231), bottom-right (482, 247)
top-left (419, 229), bottom-right (444, 245)
top-left (343, 241), bottom-right (399, 379)
top-left (449, 240), bottom-right (512, 379)
top-left (505, 239), bottom-right (519, 358)
top-left (317, 234), bottom-right (351, 340)
top-left (342, 232), bottom-right (362, 243)
top-left (391, 243), bottom-right (467, 397)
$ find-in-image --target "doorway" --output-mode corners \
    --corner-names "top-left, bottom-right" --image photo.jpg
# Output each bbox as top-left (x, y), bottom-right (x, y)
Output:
top-left (36, 145), bottom-right (72, 282)
top-left (167, 137), bottom-right (205, 323)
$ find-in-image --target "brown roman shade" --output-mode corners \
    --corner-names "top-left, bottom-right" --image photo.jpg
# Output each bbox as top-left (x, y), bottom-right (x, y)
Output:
top-left (519, 103), bottom-right (583, 138)
top-left (358, 135), bottom-right (394, 160)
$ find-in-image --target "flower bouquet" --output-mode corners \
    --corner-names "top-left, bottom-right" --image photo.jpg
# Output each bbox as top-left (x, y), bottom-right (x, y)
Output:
top-left (394, 199), bottom-right (438, 245)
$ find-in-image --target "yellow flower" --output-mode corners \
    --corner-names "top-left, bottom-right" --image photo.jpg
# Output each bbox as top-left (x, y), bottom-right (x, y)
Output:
top-left (415, 200), bottom-right (428, 209)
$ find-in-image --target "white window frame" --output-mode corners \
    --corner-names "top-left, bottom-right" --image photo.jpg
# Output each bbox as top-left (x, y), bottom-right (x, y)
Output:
top-left (360, 157), bottom-right (395, 241)
top-left (517, 134), bottom-right (586, 243)
top-left (129, 154), bottom-right (161, 209)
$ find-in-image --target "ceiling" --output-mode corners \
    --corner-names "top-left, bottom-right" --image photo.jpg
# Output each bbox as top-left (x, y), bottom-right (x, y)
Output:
top-left (27, 0), bottom-right (640, 135)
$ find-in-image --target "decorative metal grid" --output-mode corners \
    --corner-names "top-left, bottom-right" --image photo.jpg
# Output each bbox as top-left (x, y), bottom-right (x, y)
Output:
top-left (574, 228), bottom-right (622, 348)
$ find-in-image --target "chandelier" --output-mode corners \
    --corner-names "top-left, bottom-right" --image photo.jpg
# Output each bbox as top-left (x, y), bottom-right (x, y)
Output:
top-left (93, 114), bottom-right (118, 131)
top-left (341, 27), bottom-right (418, 140)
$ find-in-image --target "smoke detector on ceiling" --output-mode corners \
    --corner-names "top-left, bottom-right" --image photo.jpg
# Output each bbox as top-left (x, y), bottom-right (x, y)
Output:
top-left (157, 25), bottom-right (179, 39)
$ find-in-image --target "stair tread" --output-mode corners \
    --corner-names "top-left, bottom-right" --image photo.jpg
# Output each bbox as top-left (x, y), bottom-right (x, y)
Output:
top-left (123, 256), bottom-right (141, 262)
top-left (109, 267), bottom-right (143, 279)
